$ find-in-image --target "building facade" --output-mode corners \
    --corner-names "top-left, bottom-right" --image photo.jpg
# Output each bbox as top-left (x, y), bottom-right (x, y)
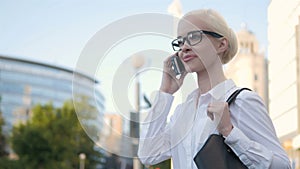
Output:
top-left (225, 27), bottom-right (268, 105)
top-left (268, 0), bottom-right (300, 168)
top-left (100, 113), bottom-right (134, 168)
top-left (0, 55), bottom-right (105, 141)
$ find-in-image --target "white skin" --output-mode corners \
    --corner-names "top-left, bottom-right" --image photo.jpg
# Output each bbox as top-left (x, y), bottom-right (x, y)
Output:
top-left (160, 14), bottom-right (233, 136)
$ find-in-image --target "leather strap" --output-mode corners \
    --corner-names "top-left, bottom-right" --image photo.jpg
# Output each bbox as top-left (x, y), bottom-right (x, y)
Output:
top-left (226, 88), bottom-right (251, 105)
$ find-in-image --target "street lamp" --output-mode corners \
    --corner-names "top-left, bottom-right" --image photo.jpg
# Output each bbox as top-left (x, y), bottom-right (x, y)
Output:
top-left (131, 54), bottom-right (145, 114)
top-left (79, 153), bottom-right (86, 169)
top-left (131, 54), bottom-right (145, 169)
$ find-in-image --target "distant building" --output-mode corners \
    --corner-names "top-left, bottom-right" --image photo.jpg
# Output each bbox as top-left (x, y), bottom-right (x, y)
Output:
top-left (0, 55), bottom-right (105, 138)
top-left (168, 0), bottom-right (183, 18)
top-left (100, 113), bottom-right (134, 169)
top-left (100, 113), bottom-right (123, 154)
top-left (268, 1), bottom-right (300, 168)
top-left (225, 26), bottom-right (268, 105)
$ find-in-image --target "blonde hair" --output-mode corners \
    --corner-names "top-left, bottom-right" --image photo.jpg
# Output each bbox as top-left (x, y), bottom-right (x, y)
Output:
top-left (183, 9), bottom-right (238, 64)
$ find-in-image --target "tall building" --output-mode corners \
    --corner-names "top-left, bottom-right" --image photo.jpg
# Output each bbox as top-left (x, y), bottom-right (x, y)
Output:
top-left (268, 0), bottom-right (300, 167)
top-left (100, 113), bottom-right (123, 154)
top-left (225, 26), bottom-right (268, 105)
top-left (0, 55), bottom-right (105, 140)
top-left (99, 113), bottom-right (134, 169)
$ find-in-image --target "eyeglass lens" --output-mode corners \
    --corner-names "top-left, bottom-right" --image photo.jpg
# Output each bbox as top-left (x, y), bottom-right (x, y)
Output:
top-left (172, 31), bottom-right (203, 51)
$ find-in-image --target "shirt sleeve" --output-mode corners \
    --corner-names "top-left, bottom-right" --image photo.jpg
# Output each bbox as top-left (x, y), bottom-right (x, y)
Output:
top-left (138, 91), bottom-right (174, 165)
top-left (224, 91), bottom-right (291, 169)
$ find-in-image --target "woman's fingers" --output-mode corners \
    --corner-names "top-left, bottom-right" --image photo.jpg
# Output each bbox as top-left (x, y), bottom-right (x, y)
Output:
top-left (207, 111), bottom-right (214, 120)
top-left (207, 102), bottom-right (233, 136)
top-left (207, 102), bottom-right (227, 117)
top-left (160, 53), bottom-right (186, 94)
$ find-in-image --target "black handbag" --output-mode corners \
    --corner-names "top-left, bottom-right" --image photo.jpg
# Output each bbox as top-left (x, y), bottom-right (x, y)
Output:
top-left (193, 88), bottom-right (251, 169)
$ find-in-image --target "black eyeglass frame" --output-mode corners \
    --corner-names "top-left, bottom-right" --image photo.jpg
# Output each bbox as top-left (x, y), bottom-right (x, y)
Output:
top-left (171, 30), bottom-right (224, 51)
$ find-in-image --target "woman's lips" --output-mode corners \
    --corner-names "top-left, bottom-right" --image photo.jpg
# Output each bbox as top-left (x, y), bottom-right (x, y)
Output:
top-left (182, 54), bottom-right (197, 62)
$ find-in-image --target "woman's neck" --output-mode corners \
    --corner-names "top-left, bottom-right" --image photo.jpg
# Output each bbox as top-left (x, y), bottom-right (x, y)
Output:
top-left (196, 64), bottom-right (226, 95)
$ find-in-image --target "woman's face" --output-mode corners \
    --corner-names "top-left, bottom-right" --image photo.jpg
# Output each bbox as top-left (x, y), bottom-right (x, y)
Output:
top-left (176, 15), bottom-right (222, 74)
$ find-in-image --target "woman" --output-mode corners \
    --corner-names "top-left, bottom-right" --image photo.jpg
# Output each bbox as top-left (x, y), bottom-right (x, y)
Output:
top-left (138, 9), bottom-right (291, 169)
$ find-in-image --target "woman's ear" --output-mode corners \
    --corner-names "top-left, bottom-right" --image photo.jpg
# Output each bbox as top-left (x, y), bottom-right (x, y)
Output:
top-left (217, 37), bottom-right (229, 54)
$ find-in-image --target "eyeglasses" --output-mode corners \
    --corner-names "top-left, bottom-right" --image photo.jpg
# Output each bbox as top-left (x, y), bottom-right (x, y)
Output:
top-left (171, 30), bottom-right (223, 51)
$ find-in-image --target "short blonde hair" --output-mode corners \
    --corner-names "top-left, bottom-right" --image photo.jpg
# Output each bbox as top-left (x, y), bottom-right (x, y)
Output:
top-left (183, 9), bottom-right (238, 64)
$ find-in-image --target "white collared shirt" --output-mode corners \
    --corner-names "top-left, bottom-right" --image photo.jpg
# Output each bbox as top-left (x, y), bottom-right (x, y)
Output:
top-left (138, 79), bottom-right (291, 169)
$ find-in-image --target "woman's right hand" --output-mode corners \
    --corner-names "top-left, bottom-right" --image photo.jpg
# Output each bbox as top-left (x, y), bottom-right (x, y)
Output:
top-left (159, 54), bottom-right (187, 95)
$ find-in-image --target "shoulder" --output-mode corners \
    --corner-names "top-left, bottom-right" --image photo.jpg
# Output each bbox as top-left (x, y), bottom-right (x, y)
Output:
top-left (231, 89), bottom-right (270, 122)
top-left (235, 89), bottom-right (266, 107)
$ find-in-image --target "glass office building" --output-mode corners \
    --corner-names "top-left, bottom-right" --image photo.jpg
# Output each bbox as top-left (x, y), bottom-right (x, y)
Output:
top-left (0, 55), bottom-right (105, 139)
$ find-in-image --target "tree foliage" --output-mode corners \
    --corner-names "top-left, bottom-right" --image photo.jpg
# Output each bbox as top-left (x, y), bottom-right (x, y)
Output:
top-left (149, 159), bottom-right (171, 169)
top-left (11, 100), bottom-right (102, 169)
top-left (0, 99), bottom-right (8, 157)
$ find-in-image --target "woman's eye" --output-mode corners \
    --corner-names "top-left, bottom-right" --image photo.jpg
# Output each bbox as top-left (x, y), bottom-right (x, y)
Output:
top-left (190, 33), bottom-right (200, 40)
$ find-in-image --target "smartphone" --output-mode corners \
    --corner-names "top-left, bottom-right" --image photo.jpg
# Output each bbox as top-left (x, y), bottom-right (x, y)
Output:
top-left (171, 54), bottom-right (185, 75)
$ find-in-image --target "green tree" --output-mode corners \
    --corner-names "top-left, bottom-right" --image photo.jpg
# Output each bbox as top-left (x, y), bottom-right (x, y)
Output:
top-left (149, 159), bottom-right (171, 169)
top-left (0, 96), bottom-right (16, 169)
top-left (11, 100), bottom-right (102, 169)
top-left (0, 96), bottom-right (8, 157)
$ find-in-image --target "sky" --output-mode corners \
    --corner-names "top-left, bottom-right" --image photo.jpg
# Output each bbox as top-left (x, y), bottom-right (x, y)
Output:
top-left (0, 0), bottom-right (270, 113)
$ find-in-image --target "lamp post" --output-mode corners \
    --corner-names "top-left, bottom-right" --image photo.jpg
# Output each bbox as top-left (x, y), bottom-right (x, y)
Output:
top-left (79, 153), bottom-right (86, 169)
top-left (131, 54), bottom-right (145, 169)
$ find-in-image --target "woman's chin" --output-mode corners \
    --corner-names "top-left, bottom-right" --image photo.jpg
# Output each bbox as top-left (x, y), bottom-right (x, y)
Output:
top-left (185, 67), bottom-right (193, 73)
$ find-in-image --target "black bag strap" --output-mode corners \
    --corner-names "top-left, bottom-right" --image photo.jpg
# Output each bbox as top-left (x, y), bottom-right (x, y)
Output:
top-left (226, 88), bottom-right (251, 105)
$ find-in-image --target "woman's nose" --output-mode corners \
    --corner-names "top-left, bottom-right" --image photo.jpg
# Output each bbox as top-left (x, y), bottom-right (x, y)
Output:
top-left (181, 41), bottom-right (191, 53)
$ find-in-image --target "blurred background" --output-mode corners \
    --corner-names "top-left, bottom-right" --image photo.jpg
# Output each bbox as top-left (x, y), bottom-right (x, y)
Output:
top-left (0, 0), bottom-right (300, 169)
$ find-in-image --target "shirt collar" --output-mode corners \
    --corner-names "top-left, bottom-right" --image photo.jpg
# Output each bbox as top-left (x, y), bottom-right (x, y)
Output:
top-left (186, 79), bottom-right (236, 101)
